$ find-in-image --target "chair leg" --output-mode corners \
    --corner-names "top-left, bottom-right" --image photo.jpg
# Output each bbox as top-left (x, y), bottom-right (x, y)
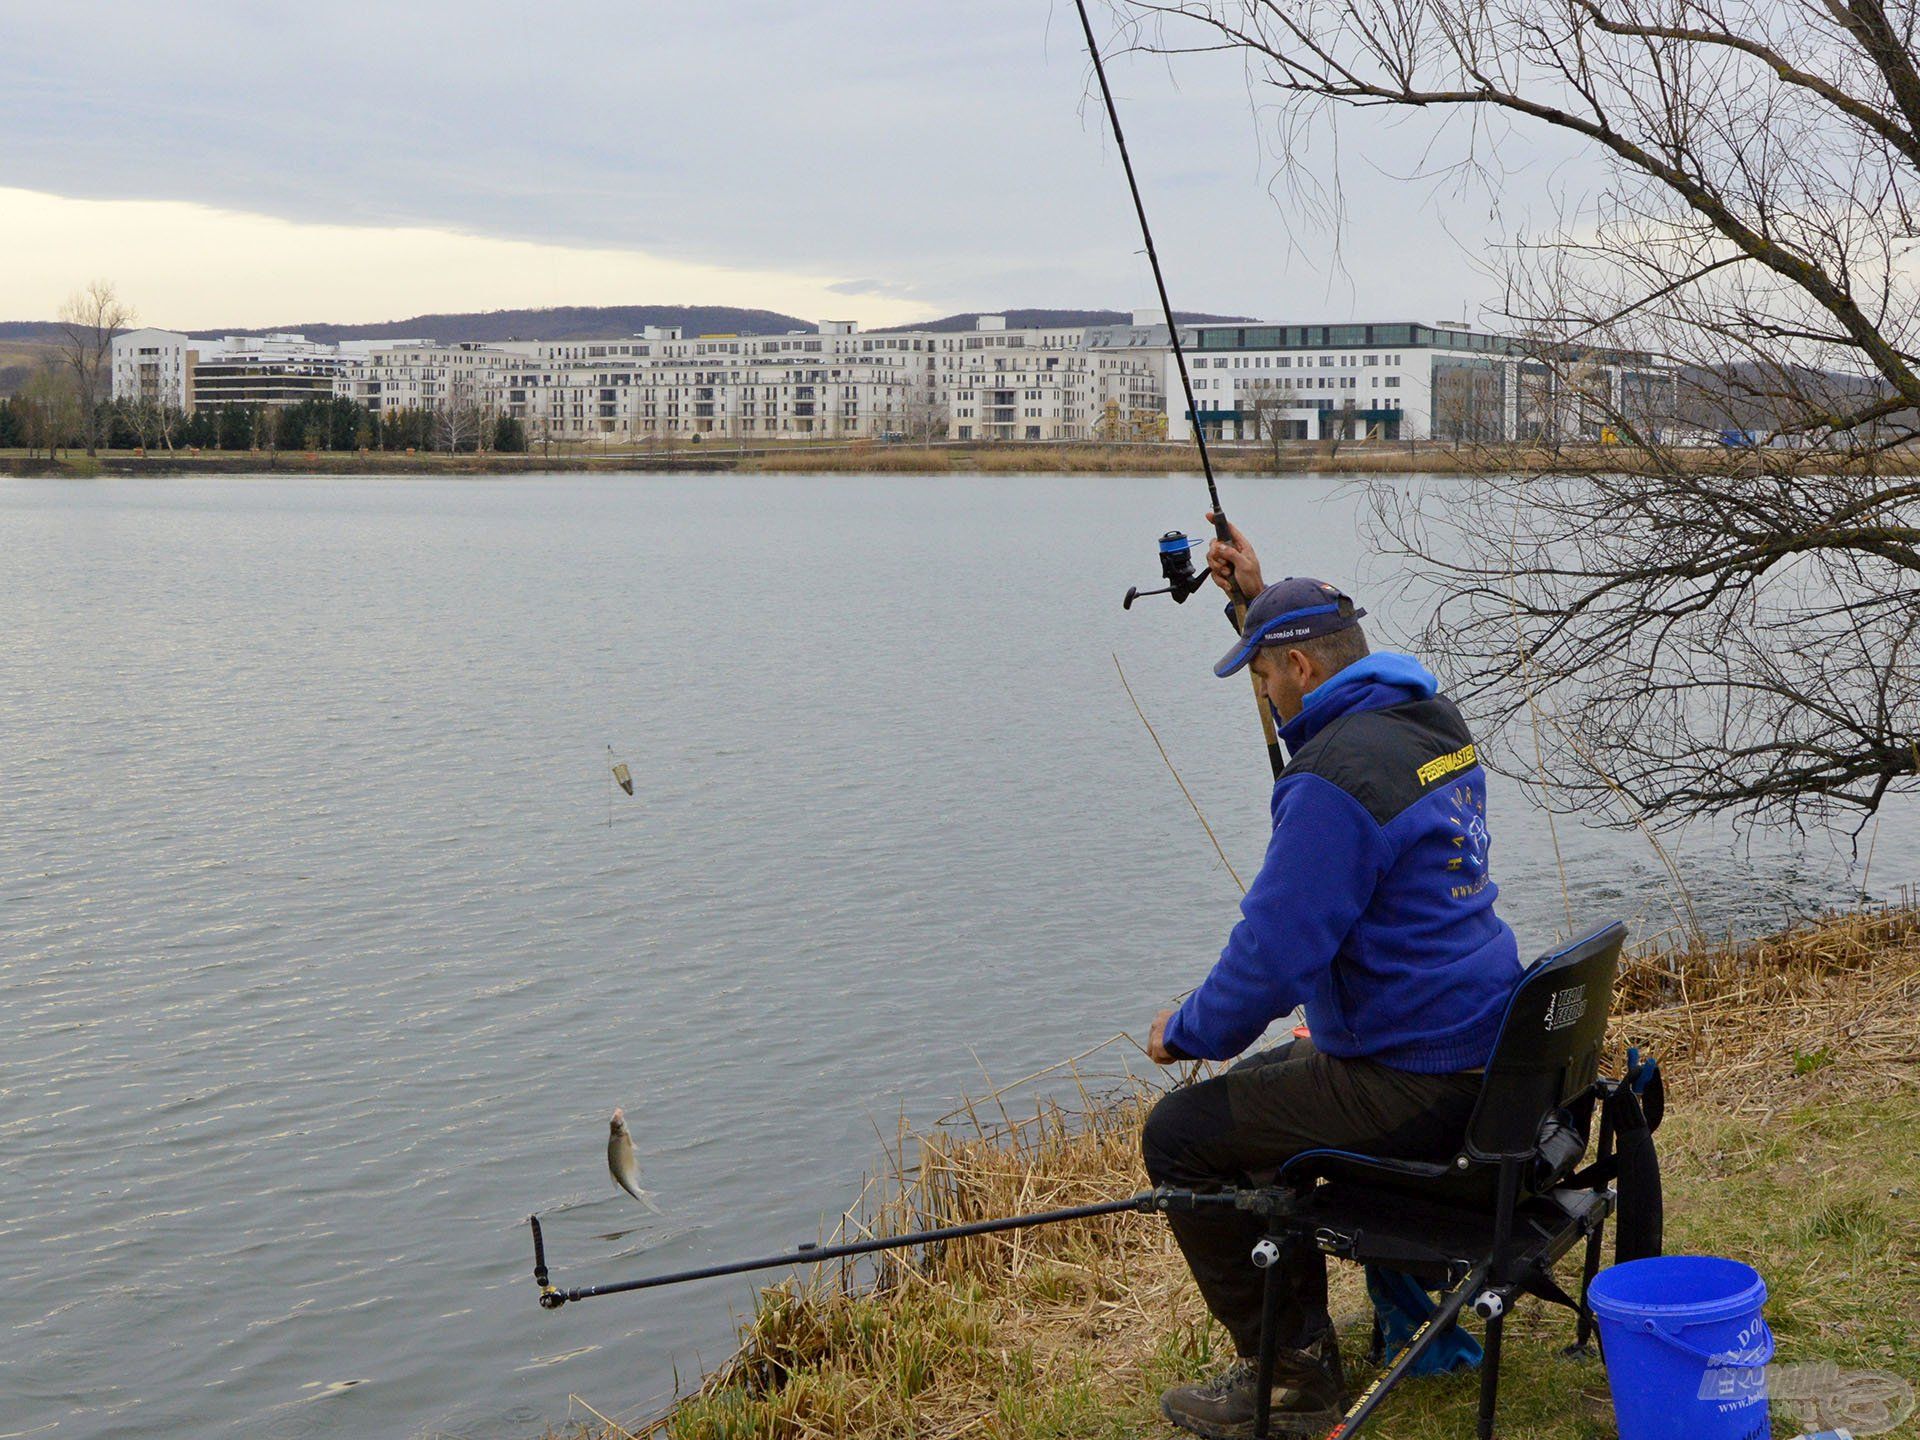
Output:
top-left (1477, 1156), bottom-right (1518, 1440)
top-left (1251, 1235), bottom-right (1287, 1440)
top-left (1572, 1093), bottom-right (1617, 1354)
top-left (1329, 1261), bottom-right (1490, 1440)
top-left (1477, 1309), bottom-right (1505, 1440)
top-left (1571, 1216), bottom-right (1606, 1352)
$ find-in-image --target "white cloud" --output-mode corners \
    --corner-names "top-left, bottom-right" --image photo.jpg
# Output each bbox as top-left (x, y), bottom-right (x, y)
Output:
top-left (0, 3), bottom-right (1604, 326)
top-left (0, 186), bottom-right (943, 329)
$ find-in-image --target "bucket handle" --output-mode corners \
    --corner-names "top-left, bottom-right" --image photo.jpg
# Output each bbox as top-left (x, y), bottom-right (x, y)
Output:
top-left (1629, 1314), bottom-right (1775, 1369)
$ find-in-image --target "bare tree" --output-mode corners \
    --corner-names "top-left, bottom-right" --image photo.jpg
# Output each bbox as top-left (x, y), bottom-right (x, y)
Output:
top-left (1244, 381), bottom-right (1291, 464)
top-left (55, 280), bottom-right (133, 457)
top-left (1116, 0), bottom-right (1920, 830)
top-left (435, 384), bottom-right (479, 454)
top-left (120, 396), bottom-right (179, 454)
top-left (20, 360), bottom-right (81, 460)
top-left (907, 387), bottom-right (949, 444)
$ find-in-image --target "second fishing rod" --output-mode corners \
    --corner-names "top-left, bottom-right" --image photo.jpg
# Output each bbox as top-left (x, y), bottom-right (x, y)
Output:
top-left (1071, 0), bottom-right (1285, 780)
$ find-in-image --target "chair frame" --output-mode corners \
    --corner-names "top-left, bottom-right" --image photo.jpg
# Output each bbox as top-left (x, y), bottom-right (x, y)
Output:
top-left (1152, 921), bottom-right (1635, 1440)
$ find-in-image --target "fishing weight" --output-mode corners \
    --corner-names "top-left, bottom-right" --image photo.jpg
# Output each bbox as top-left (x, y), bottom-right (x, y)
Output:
top-left (1123, 531), bottom-right (1210, 609)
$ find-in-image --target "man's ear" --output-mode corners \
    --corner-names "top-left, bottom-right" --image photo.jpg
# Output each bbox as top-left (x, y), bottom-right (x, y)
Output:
top-left (1286, 646), bottom-right (1317, 688)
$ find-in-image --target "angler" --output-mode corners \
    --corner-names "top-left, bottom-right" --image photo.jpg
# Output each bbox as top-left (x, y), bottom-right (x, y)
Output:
top-left (526, 13), bottom-right (1660, 1440)
top-left (1141, 520), bottom-right (1524, 1437)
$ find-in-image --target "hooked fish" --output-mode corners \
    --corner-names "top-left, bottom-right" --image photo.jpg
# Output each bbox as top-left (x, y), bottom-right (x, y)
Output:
top-left (607, 1108), bottom-right (657, 1210)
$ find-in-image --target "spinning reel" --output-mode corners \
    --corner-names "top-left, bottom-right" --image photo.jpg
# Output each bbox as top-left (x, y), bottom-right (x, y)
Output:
top-left (1123, 531), bottom-right (1211, 610)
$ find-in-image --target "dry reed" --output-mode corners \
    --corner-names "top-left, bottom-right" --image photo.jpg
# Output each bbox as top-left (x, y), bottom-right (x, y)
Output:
top-left (557, 904), bottom-right (1920, 1440)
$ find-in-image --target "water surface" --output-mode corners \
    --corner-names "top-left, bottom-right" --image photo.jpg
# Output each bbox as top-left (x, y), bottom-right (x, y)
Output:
top-left (1, 474), bottom-right (1905, 1439)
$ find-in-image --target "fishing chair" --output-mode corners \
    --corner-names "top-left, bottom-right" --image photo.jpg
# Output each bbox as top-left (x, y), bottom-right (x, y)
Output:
top-left (1219, 920), bottom-right (1659, 1440)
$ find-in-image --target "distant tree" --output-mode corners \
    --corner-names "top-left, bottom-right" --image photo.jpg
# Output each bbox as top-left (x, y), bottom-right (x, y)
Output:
top-left (435, 397), bottom-right (477, 454)
top-left (215, 405), bottom-right (255, 451)
top-left (492, 414), bottom-right (526, 452)
top-left (373, 406), bottom-right (423, 451)
top-left (907, 391), bottom-right (949, 443)
top-left (114, 398), bottom-right (154, 450)
top-left (337, 398), bottom-right (363, 450)
top-left (1243, 382), bottom-right (1290, 464)
top-left (182, 408), bottom-right (216, 449)
top-left (0, 398), bottom-right (22, 448)
top-left (55, 280), bottom-right (133, 456)
top-left (531, 407), bottom-right (555, 458)
top-left (20, 361), bottom-right (82, 458)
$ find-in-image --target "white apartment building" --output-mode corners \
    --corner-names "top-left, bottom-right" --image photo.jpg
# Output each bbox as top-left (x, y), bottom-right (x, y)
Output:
top-left (940, 315), bottom-right (1162, 442)
top-left (500, 322), bottom-right (920, 442)
top-left (111, 328), bottom-right (196, 410)
top-left (337, 340), bottom-right (536, 416)
top-left (1167, 321), bottom-right (1673, 444)
top-left (110, 330), bottom-right (412, 413)
top-left (494, 316), bottom-right (1165, 444)
top-left (113, 316), bottom-right (1169, 442)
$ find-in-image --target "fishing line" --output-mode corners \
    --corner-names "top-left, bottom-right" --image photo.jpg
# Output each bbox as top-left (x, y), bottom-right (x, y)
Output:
top-left (1113, 652), bottom-right (1246, 895)
top-left (1071, 0), bottom-right (1284, 778)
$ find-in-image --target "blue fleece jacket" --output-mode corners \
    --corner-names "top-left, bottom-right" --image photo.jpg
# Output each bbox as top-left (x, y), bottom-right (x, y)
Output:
top-left (1163, 653), bottom-right (1522, 1073)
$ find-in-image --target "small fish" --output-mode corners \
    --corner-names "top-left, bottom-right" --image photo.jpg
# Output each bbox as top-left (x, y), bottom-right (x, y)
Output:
top-left (607, 1108), bottom-right (659, 1211)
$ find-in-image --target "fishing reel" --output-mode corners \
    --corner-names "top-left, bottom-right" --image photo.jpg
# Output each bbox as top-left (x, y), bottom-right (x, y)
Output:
top-left (1123, 530), bottom-right (1210, 609)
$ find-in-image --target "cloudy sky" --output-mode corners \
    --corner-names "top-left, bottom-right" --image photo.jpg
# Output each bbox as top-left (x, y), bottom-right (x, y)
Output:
top-left (0, 2), bottom-right (1599, 329)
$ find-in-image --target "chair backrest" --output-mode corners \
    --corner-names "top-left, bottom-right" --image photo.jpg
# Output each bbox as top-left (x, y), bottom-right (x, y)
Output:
top-left (1462, 921), bottom-right (1625, 1163)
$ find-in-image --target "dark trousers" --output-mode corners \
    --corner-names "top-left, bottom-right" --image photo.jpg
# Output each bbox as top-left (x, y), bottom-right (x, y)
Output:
top-left (1141, 1038), bottom-right (1482, 1357)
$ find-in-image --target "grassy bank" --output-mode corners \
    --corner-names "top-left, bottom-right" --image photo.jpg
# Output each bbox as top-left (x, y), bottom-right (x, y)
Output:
top-left (0, 439), bottom-right (1513, 477)
top-left (0, 448), bottom-right (730, 477)
top-left (11, 439), bottom-right (1897, 478)
top-left (556, 906), bottom-right (1920, 1440)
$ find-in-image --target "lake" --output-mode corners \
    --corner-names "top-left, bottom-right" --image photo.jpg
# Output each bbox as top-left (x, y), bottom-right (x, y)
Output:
top-left (1, 474), bottom-right (1905, 1440)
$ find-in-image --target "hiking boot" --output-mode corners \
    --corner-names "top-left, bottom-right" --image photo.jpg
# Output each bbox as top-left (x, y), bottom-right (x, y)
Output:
top-left (1159, 1337), bottom-right (1347, 1438)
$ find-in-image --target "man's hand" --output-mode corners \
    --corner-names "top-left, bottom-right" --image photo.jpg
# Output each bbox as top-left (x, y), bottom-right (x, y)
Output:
top-left (1205, 512), bottom-right (1264, 603)
top-left (1148, 1008), bottom-right (1179, 1065)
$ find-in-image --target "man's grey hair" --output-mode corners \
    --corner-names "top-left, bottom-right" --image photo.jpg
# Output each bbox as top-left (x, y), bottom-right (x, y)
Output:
top-left (1296, 623), bottom-right (1370, 673)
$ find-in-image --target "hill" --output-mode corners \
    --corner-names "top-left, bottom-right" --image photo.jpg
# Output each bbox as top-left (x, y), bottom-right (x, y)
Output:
top-left (0, 305), bottom-right (1257, 351)
top-left (184, 305), bottom-right (820, 344)
top-left (0, 306), bottom-right (818, 348)
top-left (0, 322), bottom-right (68, 343)
top-left (0, 338), bottom-right (58, 396)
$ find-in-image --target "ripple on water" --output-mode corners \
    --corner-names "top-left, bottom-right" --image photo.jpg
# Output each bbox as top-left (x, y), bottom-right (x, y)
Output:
top-left (0, 474), bottom-right (1904, 1440)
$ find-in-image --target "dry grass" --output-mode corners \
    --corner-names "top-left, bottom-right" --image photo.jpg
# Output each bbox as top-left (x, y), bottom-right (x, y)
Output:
top-left (1613, 902), bottom-right (1920, 1115)
top-left (736, 441), bottom-right (1566, 476)
top-left (551, 907), bottom-right (1920, 1440)
top-left (25, 438), bottom-right (1896, 480)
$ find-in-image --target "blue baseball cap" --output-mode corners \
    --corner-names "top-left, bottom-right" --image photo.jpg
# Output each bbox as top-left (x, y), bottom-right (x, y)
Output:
top-left (1214, 577), bottom-right (1367, 677)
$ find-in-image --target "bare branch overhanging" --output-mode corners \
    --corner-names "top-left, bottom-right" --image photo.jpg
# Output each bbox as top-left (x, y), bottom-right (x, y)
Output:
top-left (1111, 0), bottom-right (1918, 829)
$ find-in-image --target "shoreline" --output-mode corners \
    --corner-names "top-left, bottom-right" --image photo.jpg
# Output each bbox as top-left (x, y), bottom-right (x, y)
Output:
top-left (7, 440), bottom-right (1902, 479)
top-left (559, 902), bottom-right (1920, 1440)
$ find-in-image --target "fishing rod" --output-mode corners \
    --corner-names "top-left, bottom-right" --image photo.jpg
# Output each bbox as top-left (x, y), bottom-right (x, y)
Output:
top-left (534, 1192), bottom-right (1137, 1307)
top-left (1072, 0), bottom-right (1285, 778)
top-left (530, 1185), bottom-right (1309, 1438)
top-left (527, 1187), bottom-right (1292, 1308)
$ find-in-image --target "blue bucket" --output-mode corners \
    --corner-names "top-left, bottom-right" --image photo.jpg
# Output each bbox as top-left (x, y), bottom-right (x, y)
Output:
top-left (1587, 1256), bottom-right (1774, 1440)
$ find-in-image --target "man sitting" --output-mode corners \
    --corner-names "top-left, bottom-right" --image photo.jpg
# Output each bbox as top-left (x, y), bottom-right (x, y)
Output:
top-left (1144, 519), bottom-right (1524, 1438)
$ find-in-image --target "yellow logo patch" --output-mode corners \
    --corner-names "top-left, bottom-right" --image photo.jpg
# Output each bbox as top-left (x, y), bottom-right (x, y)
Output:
top-left (1417, 743), bottom-right (1477, 787)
